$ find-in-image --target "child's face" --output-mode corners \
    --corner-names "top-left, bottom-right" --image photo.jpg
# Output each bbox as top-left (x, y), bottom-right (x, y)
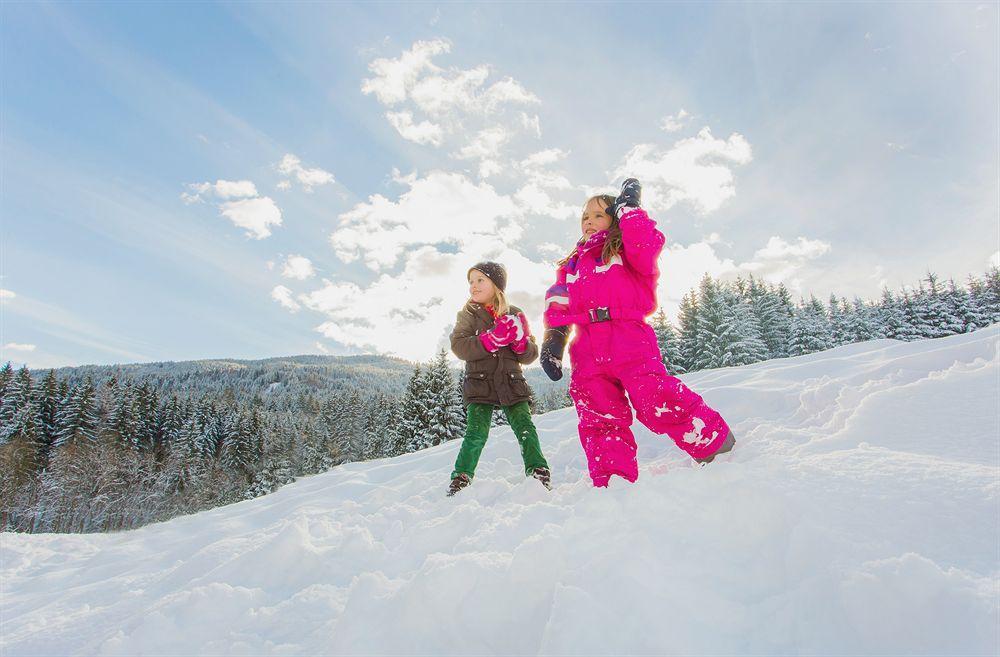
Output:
top-left (581, 198), bottom-right (613, 238)
top-left (468, 270), bottom-right (496, 305)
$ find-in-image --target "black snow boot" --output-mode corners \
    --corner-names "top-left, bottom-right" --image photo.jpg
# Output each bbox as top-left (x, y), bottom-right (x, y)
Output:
top-left (696, 431), bottom-right (736, 465)
top-left (531, 467), bottom-right (552, 490)
top-left (446, 473), bottom-right (471, 497)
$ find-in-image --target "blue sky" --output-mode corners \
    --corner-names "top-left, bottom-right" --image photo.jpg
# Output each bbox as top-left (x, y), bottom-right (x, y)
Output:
top-left (1, 2), bottom-right (997, 368)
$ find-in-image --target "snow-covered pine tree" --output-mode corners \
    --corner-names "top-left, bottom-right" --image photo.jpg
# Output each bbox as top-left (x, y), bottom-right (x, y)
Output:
top-left (107, 379), bottom-right (139, 450)
top-left (401, 365), bottom-right (431, 452)
top-left (135, 382), bottom-right (159, 453)
top-left (694, 275), bottom-right (727, 370)
top-left (0, 367), bottom-right (43, 490)
top-left (676, 292), bottom-right (700, 373)
top-left (360, 393), bottom-right (390, 461)
top-left (221, 410), bottom-right (257, 480)
top-left (342, 389), bottom-right (367, 461)
top-left (718, 288), bottom-right (769, 367)
top-left (828, 294), bottom-right (850, 346)
top-left (878, 288), bottom-right (908, 340)
top-left (649, 308), bottom-right (685, 374)
top-left (0, 366), bottom-right (32, 445)
top-left (845, 297), bottom-right (884, 343)
top-left (36, 369), bottom-right (59, 470)
top-left (53, 377), bottom-right (100, 449)
top-left (0, 362), bottom-right (13, 403)
top-left (423, 349), bottom-right (464, 447)
top-left (941, 278), bottom-right (972, 334)
top-left (747, 277), bottom-right (789, 359)
top-left (897, 290), bottom-right (923, 341)
top-left (913, 272), bottom-right (954, 339)
top-left (964, 274), bottom-right (994, 331)
top-left (789, 297), bottom-right (832, 356)
top-left (978, 267), bottom-right (1000, 324)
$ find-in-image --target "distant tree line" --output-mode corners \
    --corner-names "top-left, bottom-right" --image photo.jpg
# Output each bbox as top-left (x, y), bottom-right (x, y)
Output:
top-left (650, 268), bottom-right (999, 374)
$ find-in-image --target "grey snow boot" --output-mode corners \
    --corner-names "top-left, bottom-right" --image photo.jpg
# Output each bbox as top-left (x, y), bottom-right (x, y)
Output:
top-left (696, 431), bottom-right (736, 464)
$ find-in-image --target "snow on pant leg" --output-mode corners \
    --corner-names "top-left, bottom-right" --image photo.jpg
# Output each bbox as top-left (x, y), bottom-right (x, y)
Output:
top-left (451, 403), bottom-right (494, 479)
top-left (502, 401), bottom-right (550, 476)
top-left (569, 371), bottom-right (638, 486)
top-left (619, 354), bottom-right (731, 460)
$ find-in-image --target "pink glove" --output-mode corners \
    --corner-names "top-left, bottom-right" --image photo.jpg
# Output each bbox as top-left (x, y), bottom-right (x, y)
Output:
top-left (510, 312), bottom-right (531, 354)
top-left (479, 314), bottom-right (517, 353)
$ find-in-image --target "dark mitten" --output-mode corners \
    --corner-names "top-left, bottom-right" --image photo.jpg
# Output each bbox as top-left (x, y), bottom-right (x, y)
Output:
top-left (609, 178), bottom-right (642, 219)
top-left (540, 326), bottom-right (569, 381)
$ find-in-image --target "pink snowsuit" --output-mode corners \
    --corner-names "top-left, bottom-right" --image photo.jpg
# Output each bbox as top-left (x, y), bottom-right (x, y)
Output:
top-left (544, 207), bottom-right (731, 486)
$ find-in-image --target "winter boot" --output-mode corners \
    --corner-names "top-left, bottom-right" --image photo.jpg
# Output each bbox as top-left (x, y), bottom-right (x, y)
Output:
top-left (696, 430), bottom-right (736, 465)
top-left (446, 473), bottom-right (471, 497)
top-left (531, 467), bottom-right (552, 490)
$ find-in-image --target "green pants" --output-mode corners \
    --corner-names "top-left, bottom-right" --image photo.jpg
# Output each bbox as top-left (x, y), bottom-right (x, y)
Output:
top-left (451, 401), bottom-right (549, 480)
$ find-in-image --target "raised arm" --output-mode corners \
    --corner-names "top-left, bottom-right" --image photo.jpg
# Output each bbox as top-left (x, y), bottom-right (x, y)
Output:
top-left (618, 207), bottom-right (665, 277)
top-left (609, 178), bottom-right (664, 278)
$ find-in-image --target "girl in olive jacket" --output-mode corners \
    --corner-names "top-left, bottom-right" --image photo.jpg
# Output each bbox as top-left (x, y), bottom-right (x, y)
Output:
top-left (447, 261), bottom-right (551, 496)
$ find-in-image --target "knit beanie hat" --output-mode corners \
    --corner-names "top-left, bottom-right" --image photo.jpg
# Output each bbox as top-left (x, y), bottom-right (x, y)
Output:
top-left (467, 261), bottom-right (507, 292)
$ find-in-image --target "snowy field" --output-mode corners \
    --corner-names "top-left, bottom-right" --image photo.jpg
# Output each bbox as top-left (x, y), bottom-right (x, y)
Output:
top-left (2, 327), bottom-right (998, 656)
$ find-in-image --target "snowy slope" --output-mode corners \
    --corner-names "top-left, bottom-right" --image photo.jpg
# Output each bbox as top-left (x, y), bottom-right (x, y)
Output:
top-left (3, 327), bottom-right (998, 656)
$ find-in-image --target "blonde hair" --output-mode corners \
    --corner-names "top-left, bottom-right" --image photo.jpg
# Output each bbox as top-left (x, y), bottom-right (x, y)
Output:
top-left (492, 288), bottom-right (511, 315)
top-left (468, 269), bottom-right (511, 315)
top-left (557, 193), bottom-right (623, 267)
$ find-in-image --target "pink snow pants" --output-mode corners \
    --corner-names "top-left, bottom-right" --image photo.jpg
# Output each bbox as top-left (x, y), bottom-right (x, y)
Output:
top-left (568, 319), bottom-right (731, 487)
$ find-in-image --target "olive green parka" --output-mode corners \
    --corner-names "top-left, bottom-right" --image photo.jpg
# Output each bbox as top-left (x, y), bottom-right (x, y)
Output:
top-left (449, 302), bottom-right (538, 407)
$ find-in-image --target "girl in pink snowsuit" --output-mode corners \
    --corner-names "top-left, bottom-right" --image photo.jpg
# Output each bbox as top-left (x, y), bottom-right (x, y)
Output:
top-left (541, 179), bottom-right (735, 487)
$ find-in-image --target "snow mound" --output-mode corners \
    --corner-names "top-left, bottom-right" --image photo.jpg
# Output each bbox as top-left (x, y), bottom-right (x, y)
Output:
top-left (3, 327), bottom-right (998, 655)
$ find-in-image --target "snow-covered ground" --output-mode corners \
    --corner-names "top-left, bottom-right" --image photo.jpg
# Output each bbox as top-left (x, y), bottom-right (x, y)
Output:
top-left (3, 327), bottom-right (998, 656)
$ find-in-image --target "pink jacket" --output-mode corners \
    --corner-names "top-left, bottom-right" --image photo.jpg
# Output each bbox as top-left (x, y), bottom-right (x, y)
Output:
top-left (544, 207), bottom-right (665, 328)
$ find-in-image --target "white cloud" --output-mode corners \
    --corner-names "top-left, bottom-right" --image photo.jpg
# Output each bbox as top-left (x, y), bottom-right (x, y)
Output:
top-left (361, 39), bottom-right (541, 177)
top-left (301, 241), bottom-right (555, 361)
top-left (275, 154), bottom-right (335, 192)
top-left (385, 111), bottom-right (444, 146)
top-left (276, 180), bottom-right (292, 191)
top-left (611, 126), bottom-right (753, 214)
top-left (3, 343), bottom-right (36, 352)
top-left (219, 197), bottom-right (283, 240)
top-left (0, 289), bottom-right (15, 301)
top-left (750, 235), bottom-right (831, 261)
top-left (183, 178), bottom-right (284, 239)
top-left (521, 149), bottom-right (567, 168)
top-left (315, 342), bottom-right (330, 354)
top-left (271, 285), bottom-right (301, 312)
top-left (990, 251), bottom-right (999, 268)
top-left (514, 183), bottom-right (577, 221)
top-left (330, 170), bottom-right (519, 270)
top-left (736, 236), bottom-right (831, 289)
top-left (453, 126), bottom-right (510, 161)
top-left (361, 39), bottom-right (451, 106)
top-left (282, 255), bottom-right (316, 280)
top-left (660, 109), bottom-right (690, 133)
top-left (214, 180), bottom-right (259, 199)
top-left (482, 77), bottom-right (539, 111)
top-left (520, 112), bottom-right (542, 138)
top-left (181, 179), bottom-right (258, 204)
